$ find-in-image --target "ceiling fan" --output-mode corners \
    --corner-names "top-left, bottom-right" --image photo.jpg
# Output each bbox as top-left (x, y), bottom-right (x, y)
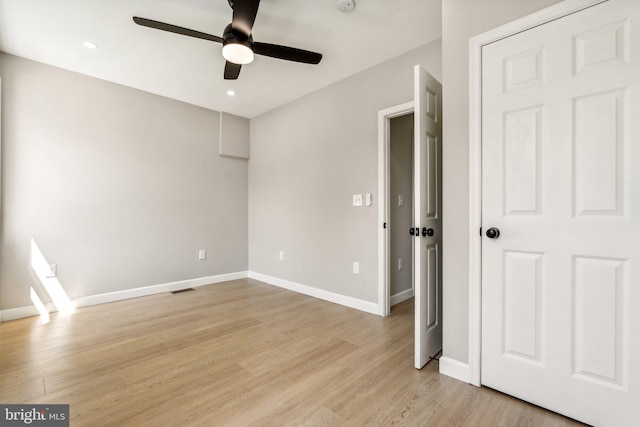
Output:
top-left (133, 0), bottom-right (323, 80)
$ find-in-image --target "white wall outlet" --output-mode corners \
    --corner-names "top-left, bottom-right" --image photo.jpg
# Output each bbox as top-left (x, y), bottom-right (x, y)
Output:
top-left (398, 195), bottom-right (404, 206)
top-left (198, 250), bottom-right (206, 260)
top-left (398, 258), bottom-right (403, 270)
top-left (365, 193), bottom-right (372, 206)
top-left (353, 194), bottom-right (363, 206)
top-left (353, 261), bottom-right (360, 274)
top-left (279, 251), bottom-right (284, 261)
top-left (46, 264), bottom-right (57, 278)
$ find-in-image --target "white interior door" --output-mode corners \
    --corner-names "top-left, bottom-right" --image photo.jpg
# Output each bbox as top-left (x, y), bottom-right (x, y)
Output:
top-left (414, 65), bottom-right (442, 369)
top-left (481, 1), bottom-right (640, 425)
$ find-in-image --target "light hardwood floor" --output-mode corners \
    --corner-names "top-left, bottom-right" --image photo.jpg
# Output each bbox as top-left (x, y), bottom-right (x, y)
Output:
top-left (0, 278), bottom-right (585, 426)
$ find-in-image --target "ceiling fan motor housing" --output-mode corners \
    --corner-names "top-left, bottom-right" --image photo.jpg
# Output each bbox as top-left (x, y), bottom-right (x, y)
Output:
top-left (223, 24), bottom-right (252, 46)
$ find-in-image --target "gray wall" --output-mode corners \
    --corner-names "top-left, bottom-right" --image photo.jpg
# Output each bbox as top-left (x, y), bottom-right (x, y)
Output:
top-left (249, 41), bottom-right (441, 304)
top-left (0, 53), bottom-right (248, 310)
top-left (441, 0), bottom-right (562, 363)
top-left (389, 114), bottom-right (413, 298)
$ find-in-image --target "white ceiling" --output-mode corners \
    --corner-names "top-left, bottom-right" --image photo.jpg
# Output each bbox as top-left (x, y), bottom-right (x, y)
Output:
top-left (0, 0), bottom-right (441, 118)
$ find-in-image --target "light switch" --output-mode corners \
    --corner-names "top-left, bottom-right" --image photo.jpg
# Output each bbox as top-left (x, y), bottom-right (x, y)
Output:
top-left (398, 195), bottom-right (403, 206)
top-left (365, 193), bottom-right (372, 206)
top-left (353, 194), bottom-right (363, 206)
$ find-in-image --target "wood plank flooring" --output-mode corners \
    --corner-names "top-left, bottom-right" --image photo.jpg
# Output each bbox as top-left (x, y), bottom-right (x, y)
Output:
top-left (0, 278), bottom-right (585, 426)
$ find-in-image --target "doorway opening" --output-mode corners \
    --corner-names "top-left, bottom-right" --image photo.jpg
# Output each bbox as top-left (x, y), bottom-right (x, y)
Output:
top-left (389, 113), bottom-right (415, 309)
top-left (377, 101), bottom-right (414, 316)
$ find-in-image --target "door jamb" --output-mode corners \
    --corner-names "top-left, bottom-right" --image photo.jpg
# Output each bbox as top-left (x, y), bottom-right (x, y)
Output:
top-left (378, 101), bottom-right (415, 317)
top-left (468, 0), bottom-right (608, 387)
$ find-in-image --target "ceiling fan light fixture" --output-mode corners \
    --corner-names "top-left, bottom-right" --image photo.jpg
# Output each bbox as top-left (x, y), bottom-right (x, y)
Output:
top-left (133, 2), bottom-right (323, 81)
top-left (222, 41), bottom-right (254, 65)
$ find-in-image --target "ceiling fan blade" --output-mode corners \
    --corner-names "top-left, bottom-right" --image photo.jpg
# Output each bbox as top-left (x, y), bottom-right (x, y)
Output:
top-left (224, 61), bottom-right (242, 80)
top-left (133, 17), bottom-right (223, 43)
top-left (253, 42), bottom-right (322, 64)
top-left (231, 0), bottom-right (260, 36)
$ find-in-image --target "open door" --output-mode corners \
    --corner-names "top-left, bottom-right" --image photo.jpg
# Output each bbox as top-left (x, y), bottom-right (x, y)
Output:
top-left (414, 65), bottom-right (443, 369)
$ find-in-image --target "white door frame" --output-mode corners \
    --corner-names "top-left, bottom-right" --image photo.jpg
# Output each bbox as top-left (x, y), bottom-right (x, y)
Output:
top-left (468, 0), bottom-right (608, 387)
top-left (378, 101), bottom-right (415, 317)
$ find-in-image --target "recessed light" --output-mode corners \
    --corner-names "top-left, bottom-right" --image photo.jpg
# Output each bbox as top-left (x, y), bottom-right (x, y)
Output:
top-left (83, 41), bottom-right (98, 49)
top-left (227, 90), bottom-right (236, 97)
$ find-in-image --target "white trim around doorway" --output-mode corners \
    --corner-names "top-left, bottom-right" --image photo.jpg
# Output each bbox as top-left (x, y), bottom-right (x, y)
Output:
top-left (378, 101), bottom-right (415, 317)
top-left (467, 0), bottom-right (608, 387)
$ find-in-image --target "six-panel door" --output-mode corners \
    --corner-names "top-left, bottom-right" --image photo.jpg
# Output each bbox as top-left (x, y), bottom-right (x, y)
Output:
top-left (481, 1), bottom-right (640, 425)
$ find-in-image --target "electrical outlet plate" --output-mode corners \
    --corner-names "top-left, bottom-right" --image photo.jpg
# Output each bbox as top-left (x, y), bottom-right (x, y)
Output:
top-left (198, 250), bottom-right (206, 260)
top-left (353, 194), bottom-right (363, 206)
top-left (279, 251), bottom-right (284, 261)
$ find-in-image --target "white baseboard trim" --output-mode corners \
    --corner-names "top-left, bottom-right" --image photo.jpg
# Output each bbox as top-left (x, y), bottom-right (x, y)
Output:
top-left (439, 356), bottom-right (471, 384)
top-left (0, 305), bottom-right (42, 322)
top-left (2, 271), bottom-right (381, 322)
top-left (390, 288), bottom-right (414, 306)
top-left (248, 271), bottom-right (379, 315)
top-left (74, 271), bottom-right (248, 308)
top-left (0, 271), bottom-right (248, 323)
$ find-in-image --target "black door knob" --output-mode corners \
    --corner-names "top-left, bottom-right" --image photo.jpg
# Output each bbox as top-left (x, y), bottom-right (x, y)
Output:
top-left (486, 227), bottom-right (500, 239)
top-left (422, 227), bottom-right (435, 237)
top-left (409, 227), bottom-right (415, 236)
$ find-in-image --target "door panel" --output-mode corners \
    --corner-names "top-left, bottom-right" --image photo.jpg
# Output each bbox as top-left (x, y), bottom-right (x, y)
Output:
top-left (426, 244), bottom-right (437, 330)
top-left (574, 89), bottom-right (625, 216)
top-left (573, 256), bottom-right (626, 387)
top-left (503, 250), bottom-right (543, 364)
top-left (503, 107), bottom-right (542, 215)
top-left (481, 1), bottom-right (640, 425)
top-left (414, 65), bottom-right (442, 369)
top-left (426, 135), bottom-right (437, 218)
